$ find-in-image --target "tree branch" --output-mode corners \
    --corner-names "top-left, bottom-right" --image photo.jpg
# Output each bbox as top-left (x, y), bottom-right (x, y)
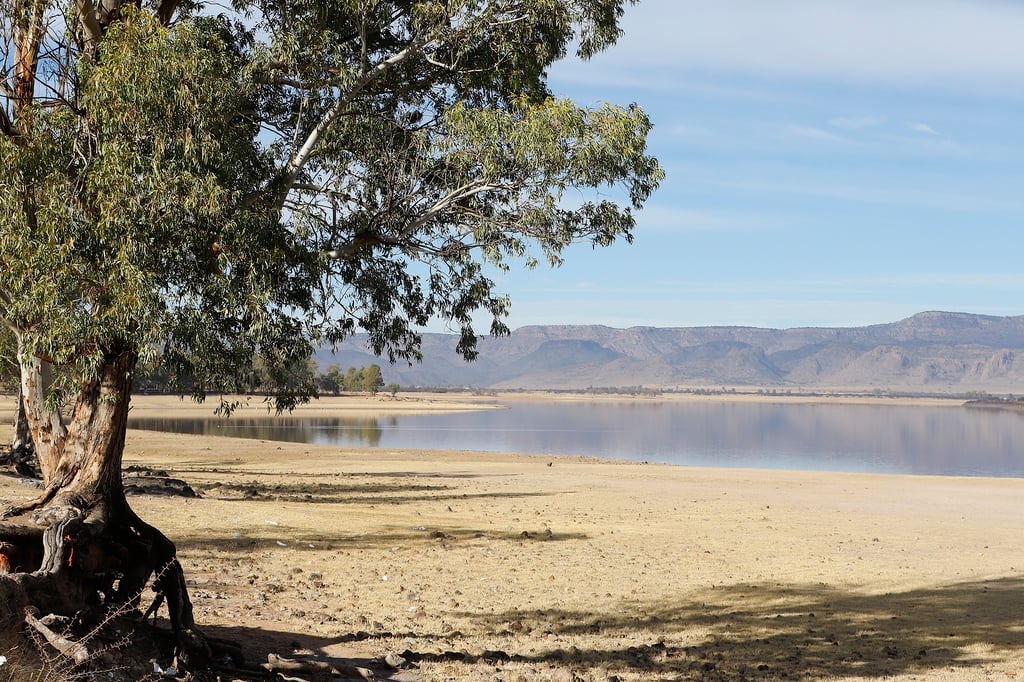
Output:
top-left (275, 35), bottom-right (433, 205)
top-left (15, 332), bottom-right (68, 480)
top-left (0, 288), bottom-right (20, 336)
top-left (25, 608), bottom-right (91, 665)
top-left (398, 180), bottom-right (505, 240)
top-left (155, 0), bottom-right (178, 26)
top-left (0, 106), bottom-right (13, 137)
top-left (72, 0), bottom-right (103, 52)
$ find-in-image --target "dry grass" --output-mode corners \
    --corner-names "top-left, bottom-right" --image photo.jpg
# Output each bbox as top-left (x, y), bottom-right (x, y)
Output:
top-left (0, 631), bottom-right (41, 682)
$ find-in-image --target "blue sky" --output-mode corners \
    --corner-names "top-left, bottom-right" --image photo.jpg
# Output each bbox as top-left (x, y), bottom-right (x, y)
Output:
top-left (484, 0), bottom-right (1024, 331)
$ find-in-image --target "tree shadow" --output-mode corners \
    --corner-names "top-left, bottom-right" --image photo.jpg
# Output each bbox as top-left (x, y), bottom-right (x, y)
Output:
top-left (450, 575), bottom-right (1024, 679)
top-left (171, 468), bottom-right (502, 481)
top-left (197, 479), bottom-right (450, 503)
top-left (195, 478), bottom-right (555, 506)
top-left (176, 576), bottom-right (1024, 679)
top-left (161, 468), bottom-right (535, 506)
top-left (192, 623), bottom-right (412, 681)
top-left (174, 524), bottom-right (588, 552)
top-left (176, 569), bottom-right (1024, 675)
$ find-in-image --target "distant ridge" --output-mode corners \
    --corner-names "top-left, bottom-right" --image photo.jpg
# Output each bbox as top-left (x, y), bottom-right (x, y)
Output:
top-left (316, 311), bottom-right (1024, 393)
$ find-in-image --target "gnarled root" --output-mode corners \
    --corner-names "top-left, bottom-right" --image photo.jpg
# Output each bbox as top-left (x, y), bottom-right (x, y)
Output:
top-left (0, 482), bottom-right (61, 520)
top-left (0, 574), bottom-right (30, 627)
top-left (0, 500), bottom-right (210, 673)
top-left (150, 557), bottom-right (210, 669)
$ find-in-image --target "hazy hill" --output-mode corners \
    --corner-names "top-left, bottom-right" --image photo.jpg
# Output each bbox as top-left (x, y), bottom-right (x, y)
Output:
top-left (315, 311), bottom-right (1024, 393)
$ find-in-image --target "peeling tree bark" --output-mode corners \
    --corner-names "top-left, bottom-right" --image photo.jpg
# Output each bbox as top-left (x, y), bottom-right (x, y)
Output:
top-left (14, 337), bottom-right (66, 484)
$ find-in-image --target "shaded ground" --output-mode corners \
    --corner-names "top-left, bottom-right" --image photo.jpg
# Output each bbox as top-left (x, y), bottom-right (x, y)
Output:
top-left (3, 413), bottom-right (1024, 680)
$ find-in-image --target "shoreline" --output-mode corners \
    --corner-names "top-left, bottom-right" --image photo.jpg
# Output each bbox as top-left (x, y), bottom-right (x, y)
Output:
top-left (0, 388), bottom-right (969, 423)
top-left (0, 390), bottom-right (983, 481)
top-left (1, 398), bottom-right (1022, 679)
top-left (124, 389), bottom-right (967, 414)
top-left (461, 389), bottom-right (966, 407)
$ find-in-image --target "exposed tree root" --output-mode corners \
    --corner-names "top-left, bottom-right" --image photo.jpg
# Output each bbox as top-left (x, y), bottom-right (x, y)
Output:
top-left (0, 497), bottom-right (212, 675)
top-left (0, 575), bottom-right (30, 628)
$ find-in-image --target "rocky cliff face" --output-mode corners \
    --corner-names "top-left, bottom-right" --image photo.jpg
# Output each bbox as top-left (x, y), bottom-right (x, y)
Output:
top-left (319, 312), bottom-right (1024, 392)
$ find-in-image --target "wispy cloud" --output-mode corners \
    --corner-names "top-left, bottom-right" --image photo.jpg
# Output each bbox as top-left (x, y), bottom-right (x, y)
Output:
top-left (633, 206), bottom-right (778, 233)
top-left (855, 272), bottom-right (1024, 289)
top-left (829, 116), bottom-right (887, 130)
top-left (718, 176), bottom-right (1024, 214)
top-left (778, 125), bottom-right (849, 143)
top-left (665, 122), bottom-right (713, 140)
top-left (908, 122), bottom-right (940, 135)
top-left (500, 294), bottom-right (949, 330)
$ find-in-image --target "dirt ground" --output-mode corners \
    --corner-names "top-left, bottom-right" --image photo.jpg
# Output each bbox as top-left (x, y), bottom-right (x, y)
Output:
top-left (2, 393), bottom-right (1024, 681)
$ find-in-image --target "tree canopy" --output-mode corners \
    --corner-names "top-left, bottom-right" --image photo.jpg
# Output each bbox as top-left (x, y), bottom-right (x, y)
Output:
top-left (1, 0), bottom-right (662, 411)
top-left (0, 0), bottom-right (663, 666)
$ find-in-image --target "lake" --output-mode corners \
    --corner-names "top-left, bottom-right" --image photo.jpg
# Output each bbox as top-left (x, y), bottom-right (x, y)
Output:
top-left (127, 400), bottom-right (1024, 478)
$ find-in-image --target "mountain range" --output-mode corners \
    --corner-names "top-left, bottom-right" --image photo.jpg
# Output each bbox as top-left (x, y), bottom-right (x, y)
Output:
top-left (316, 311), bottom-right (1024, 393)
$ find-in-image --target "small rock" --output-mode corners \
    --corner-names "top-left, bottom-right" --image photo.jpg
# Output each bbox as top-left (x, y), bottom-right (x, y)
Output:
top-left (384, 652), bottom-right (408, 669)
top-left (550, 667), bottom-right (574, 682)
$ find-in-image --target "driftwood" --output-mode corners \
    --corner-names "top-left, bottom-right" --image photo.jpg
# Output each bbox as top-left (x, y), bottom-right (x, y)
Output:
top-left (262, 652), bottom-right (375, 681)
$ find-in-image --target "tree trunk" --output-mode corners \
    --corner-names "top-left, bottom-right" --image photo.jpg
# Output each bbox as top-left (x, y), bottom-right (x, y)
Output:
top-left (1, 389), bottom-right (37, 477)
top-left (12, 390), bottom-right (32, 453)
top-left (16, 343), bottom-right (66, 482)
top-left (0, 344), bottom-right (207, 668)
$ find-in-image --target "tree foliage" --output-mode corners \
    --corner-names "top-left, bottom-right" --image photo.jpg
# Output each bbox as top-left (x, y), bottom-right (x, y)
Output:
top-left (1, 0), bottom-right (661, 410)
top-left (0, 325), bottom-right (15, 390)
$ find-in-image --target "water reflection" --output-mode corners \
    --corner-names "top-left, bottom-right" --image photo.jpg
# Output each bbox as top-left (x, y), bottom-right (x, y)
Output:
top-left (129, 402), bottom-right (1024, 478)
top-left (129, 416), bottom-right (394, 448)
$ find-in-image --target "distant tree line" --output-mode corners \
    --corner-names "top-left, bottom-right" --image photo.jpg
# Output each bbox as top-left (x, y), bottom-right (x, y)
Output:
top-left (130, 359), bottom-right (393, 398)
top-left (317, 364), bottom-right (387, 396)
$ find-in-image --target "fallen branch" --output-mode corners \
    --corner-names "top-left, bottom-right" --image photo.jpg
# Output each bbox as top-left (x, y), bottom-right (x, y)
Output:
top-left (262, 652), bottom-right (375, 680)
top-left (24, 607), bottom-right (90, 665)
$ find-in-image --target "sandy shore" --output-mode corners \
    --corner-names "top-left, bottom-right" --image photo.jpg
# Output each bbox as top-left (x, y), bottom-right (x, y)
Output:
top-left (123, 389), bottom-right (967, 415)
top-left (1, 393), bottom-right (1021, 681)
top-left (125, 392), bottom-right (509, 418)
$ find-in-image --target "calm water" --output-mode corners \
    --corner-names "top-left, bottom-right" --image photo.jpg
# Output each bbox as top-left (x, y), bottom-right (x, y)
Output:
top-left (128, 401), bottom-right (1024, 478)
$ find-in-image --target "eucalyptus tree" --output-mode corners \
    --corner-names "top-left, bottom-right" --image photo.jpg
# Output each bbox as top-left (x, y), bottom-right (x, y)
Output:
top-left (0, 0), bottom-right (662, 667)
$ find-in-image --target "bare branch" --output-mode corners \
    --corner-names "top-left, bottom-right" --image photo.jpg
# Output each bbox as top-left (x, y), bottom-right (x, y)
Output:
top-left (398, 180), bottom-right (506, 239)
